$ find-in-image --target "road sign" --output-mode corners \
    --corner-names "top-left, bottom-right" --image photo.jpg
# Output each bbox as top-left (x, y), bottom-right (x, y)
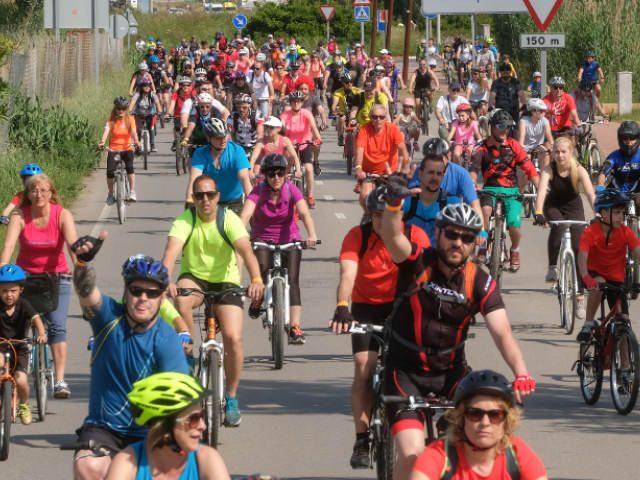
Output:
top-left (352, 0), bottom-right (371, 5)
top-left (419, 0), bottom-right (527, 15)
top-left (522, 0), bottom-right (564, 32)
top-left (232, 15), bottom-right (247, 28)
top-left (125, 8), bottom-right (139, 27)
top-left (109, 14), bottom-right (129, 39)
top-left (377, 10), bottom-right (386, 32)
top-left (44, 0), bottom-right (109, 29)
top-left (520, 33), bottom-right (565, 48)
top-left (319, 5), bottom-right (336, 22)
top-left (129, 26), bottom-right (138, 35)
top-left (355, 6), bottom-right (370, 22)
top-left (424, 14), bottom-right (436, 19)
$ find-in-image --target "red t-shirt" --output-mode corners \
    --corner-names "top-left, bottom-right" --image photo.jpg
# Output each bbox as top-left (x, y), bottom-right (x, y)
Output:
top-left (170, 90), bottom-right (196, 118)
top-left (543, 92), bottom-right (577, 131)
top-left (356, 122), bottom-right (405, 175)
top-left (413, 437), bottom-right (547, 480)
top-left (282, 73), bottom-right (313, 96)
top-left (10, 191), bottom-right (23, 206)
top-left (227, 50), bottom-right (239, 63)
top-left (339, 224), bottom-right (430, 304)
top-left (579, 223), bottom-right (640, 282)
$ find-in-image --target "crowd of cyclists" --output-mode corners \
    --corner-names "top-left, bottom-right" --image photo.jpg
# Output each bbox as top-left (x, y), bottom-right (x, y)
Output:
top-left (0, 27), bottom-right (635, 480)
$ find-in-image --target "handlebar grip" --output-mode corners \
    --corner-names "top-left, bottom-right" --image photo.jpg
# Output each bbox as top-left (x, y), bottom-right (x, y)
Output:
top-left (316, 240), bottom-right (322, 245)
top-left (60, 443), bottom-right (84, 451)
top-left (381, 395), bottom-right (413, 404)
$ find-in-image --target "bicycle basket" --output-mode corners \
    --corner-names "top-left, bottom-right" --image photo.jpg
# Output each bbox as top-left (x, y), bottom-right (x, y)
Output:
top-left (22, 273), bottom-right (60, 314)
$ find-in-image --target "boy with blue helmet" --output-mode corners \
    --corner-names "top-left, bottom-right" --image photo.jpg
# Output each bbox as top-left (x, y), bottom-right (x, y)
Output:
top-left (0, 264), bottom-right (47, 426)
top-left (1, 164), bottom-right (43, 224)
top-left (597, 121), bottom-right (640, 196)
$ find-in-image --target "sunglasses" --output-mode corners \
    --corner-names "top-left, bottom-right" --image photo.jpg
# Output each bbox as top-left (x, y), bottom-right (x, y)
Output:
top-left (494, 124), bottom-right (510, 130)
top-left (266, 170), bottom-right (285, 179)
top-left (552, 86), bottom-right (564, 90)
top-left (464, 407), bottom-right (507, 424)
top-left (193, 191), bottom-right (219, 200)
top-left (450, 89), bottom-right (460, 93)
top-left (370, 115), bottom-right (386, 120)
top-left (127, 285), bottom-right (163, 299)
top-left (175, 410), bottom-right (204, 429)
top-left (442, 228), bottom-right (476, 244)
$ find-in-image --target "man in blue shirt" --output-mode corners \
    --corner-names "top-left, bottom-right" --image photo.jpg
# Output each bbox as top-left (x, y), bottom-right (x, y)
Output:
top-left (598, 121), bottom-right (640, 197)
top-left (474, 36), bottom-right (483, 53)
top-left (70, 235), bottom-right (189, 480)
top-left (578, 51), bottom-right (605, 99)
top-left (485, 38), bottom-right (499, 79)
top-left (187, 117), bottom-right (252, 215)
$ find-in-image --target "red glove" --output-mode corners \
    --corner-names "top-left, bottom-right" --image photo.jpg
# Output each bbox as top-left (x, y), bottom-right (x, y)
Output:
top-left (313, 139), bottom-right (322, 145)
top-left (513, 374), bottom-right (535, 393)
top-left (583, 275), bottom-right (599, 290)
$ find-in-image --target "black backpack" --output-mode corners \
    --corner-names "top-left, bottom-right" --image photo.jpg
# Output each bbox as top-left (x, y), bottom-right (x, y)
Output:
top-left (439, 438), bottom-right (521, 480)
top-left (183, 207), bottom-right (233, 252)
top-left (358, 222), bottom-right (413, 260)
top-left (232, 109), bottom-right (257, 135)
top-left (402, 191), bottom-right (451, 224)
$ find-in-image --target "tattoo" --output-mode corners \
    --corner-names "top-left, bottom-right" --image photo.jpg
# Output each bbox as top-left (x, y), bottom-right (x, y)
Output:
top-left (74, 263), bottom-right (97, 298)
top-left (81, 298), bottom-right (103, 320)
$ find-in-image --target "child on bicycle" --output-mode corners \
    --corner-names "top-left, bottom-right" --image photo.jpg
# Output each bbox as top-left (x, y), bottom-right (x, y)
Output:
top-left (446, 102), bottom-right (481, 166)
top-left (527, 72), bottom-right (544, 98)
top-left (0, 264), bottom-right (47, 425)
top-left (1, 164), bottom-right (43, 225)
top-left (392, 98), bottom-right (421, 152)
top-left (577, 189), bottom-right (640, 342)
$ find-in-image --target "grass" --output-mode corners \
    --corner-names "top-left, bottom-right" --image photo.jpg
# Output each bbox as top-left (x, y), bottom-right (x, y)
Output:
top-left (612, 109), bottom-right (640, 124)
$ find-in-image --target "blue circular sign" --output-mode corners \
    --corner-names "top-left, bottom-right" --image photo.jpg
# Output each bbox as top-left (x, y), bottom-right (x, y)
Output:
top-left (232, 15), bottom-right (247, 28)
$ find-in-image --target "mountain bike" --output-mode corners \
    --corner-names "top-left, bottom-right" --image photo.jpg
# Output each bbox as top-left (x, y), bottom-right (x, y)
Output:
top-left (574, 283), bottom-right (640, 414)
top-left (28, 324), bottom-right (53, 422)
top-left (548, 220), bottom-right (590, 335)
top-left (522, 149), bottom-right (548, 219)
top-left (175, 130), bottom-right (189, 176)
top-left (337, 114), bottom-right (358, 176)
top-left (624, 194), bottom-right (640, 300)
top-left (576, 119), bottom-right (604, 184)
top-left (419, 89), bottom-right (432, 136)
top-left (443, 62), bottom-right (453, 85)
top-left (177, 286), bottom-right (248, 447)
top-left (139, 115), bottom-right (153, 171)
top-left (451, 140), bottom-right (472, 171)
top-left (251, 240), bottom-right (321, 370)
top-left (158, 110), bottom-right (165, 129)
top-left (292, 141), bottom-right (320, 197)
top-left (103, 146), bottom-right (133, 224)
top-left (272, 92), bottom-right (284, 118)
top-left (400, 126), bottom-right (416, 162)
top-left (471, 101), bottom-right (489, 138)
top-left (459, 63), bottom-right (471, 91)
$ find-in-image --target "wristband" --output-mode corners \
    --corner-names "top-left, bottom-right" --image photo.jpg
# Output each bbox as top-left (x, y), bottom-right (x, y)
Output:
top-left (355, 165), bottom-right (362, 169)
top-left (386, 203), bottom-right (403, 212)
top-left (337, 301), bottom-right (349, 307)
top-left (535, 210), bottom-right (543, 215)
top-left (186, 199), bottom-right (194, 203)
top-left (251, 277), bottom-right (263, 283)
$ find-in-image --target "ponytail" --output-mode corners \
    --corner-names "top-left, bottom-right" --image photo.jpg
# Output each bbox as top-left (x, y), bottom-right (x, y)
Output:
top-left (552, 136), bottom-right (580, 191)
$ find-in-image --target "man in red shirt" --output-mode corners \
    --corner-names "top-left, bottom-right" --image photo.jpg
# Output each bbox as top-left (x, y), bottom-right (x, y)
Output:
top-left (167, 77), bottom-right (196, 150)
top-left (543, 76), bottom-right (582, 145)
top-left (280, 61), bottom-right (313, 96)
top-left (213, 52), bottom-right (227, 74)
top-left (330, 185), bottom-right (430, 469)
top-left (327, 36), bottom-right (337, 56)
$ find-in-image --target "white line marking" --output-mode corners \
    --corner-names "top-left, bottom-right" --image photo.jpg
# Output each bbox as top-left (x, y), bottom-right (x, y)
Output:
top-left (335, 213), bottom-right (346, 219)
top-left (323, 195), bottom-right (334, 201)
top-left (90, 203), bottom-right (113, 237)
top-left (315, 181), bottom-right (324, 185)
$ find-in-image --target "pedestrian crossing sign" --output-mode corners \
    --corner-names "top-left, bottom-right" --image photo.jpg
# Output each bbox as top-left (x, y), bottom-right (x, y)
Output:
top-left (355, 6), bottom-right (370, 22)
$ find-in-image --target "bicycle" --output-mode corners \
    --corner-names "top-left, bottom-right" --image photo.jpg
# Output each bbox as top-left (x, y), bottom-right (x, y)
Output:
top-left (442, 62), bottom-right (453, 85)
top-left (521, 149), bottom-right (548, 219)
top-left (272, 92), bottom-right (284, 118)
top-left (139, 115), bottom-right (154, 171)
top-left (451, 140), bottom-right (472, 170)
top-left (28, 324), bottom-right (53, 422)
top-left (548, 220), bottom-right (590, 335)
top-left (60, 440), bottom-right (120, 459)
top-left (251, 240), bottom-right (321, 370)
top-left (400, 126), bottom-right (416, 162)
top-left (624, 193), bottom-right (640, 300)
top-left (177, 286), bottom-right (248, 447)
top-left (174, 129), bottom-right (189, 177)
top-left (418, 88), bottom-right (432, 136)
top-left (576, 119), bottom-right (604, 184)
top-left (158, 109), bottom-right (165, 129)
top-left (338, 114), bottom-right (358, 176)
top-left (292, 141), bottom-right (320, 198)
top-left (471, 101), bottom-right (489, 138)
top-left (574, 283), bottom-right (640, 414)
top-left (102, 145), bottom-right (133, 224)
top-left (459, 62), bottom-right (471, 91)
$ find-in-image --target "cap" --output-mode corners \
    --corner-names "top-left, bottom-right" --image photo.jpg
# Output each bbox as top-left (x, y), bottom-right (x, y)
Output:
top-left (449, 80), bottom-right (462, 90)
top-left (379, 49), bottom-right (389, 54)
top-left (363, 78), bottom-right (376, 91)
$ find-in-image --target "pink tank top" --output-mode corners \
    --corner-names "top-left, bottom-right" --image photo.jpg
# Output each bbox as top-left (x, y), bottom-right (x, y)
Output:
top-left (236, 59), bottom-right (251, 75)
top-left (280, 109), bottom-right (313, 151)
top-left (259, 135), bottom-right (285, 162)
top-left (453, 120), bottom-right (478, 145)
top-left (356, 53), bottom-right (367, 66)
top-left (308, 62), bottom-right (322, 79)
top-left (17, 204), bottom-right (69, 274)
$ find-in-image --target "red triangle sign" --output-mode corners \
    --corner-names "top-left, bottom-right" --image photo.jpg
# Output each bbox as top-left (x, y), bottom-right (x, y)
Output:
top-left (319, 5), bottom-right (336, 22)
top-left (522, 0), bottom-right (564, 32)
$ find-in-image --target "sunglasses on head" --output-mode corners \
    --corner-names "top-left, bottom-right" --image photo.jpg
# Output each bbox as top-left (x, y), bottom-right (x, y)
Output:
top-left (464, 407), bottom-right (507, 424)
top-left (175, 410), bottom-right (204, 429)
top-left (127, 285), bottom-right (163, 299)
top-left (442, 228), bottom-right (475, 244)
top-left (193, 191), bottom-right (219, 200)
top-left (370, 115), bottom-right (385, 120)
top-left (266, 170), bottom-right (285, 179)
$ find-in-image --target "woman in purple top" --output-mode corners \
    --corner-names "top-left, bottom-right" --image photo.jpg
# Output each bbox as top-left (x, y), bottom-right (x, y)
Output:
top-left (240, 153), bottom-right (317, 345)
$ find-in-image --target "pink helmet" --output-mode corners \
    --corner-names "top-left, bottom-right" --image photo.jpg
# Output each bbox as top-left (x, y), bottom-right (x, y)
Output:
top-left (402, 98), bottom-right (415, 107)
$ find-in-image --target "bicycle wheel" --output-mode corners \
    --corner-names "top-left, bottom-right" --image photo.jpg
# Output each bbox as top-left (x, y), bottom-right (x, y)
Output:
top-left (345, 134), bottom-right (353, 176)
top-left (489, 219), bottom-right (504, 289)
top-left (522, 183), bottom-right (533, 218)
top-left (159, 114), bottom-right (165, 129)
top-left (425, 104), bottom-right (430, 136)
top-left (202, 350), bottom-right (221, 447)
top-left (175, 135), bottom-right (182, 176)
top-left (272, 280), bottom-right (286, 370)
top-left (630, 218), bottom-right (640, 299)
top-left (374, 404), bottom-right (395, 480)
top-left (561, 252), bottom-right (577, 335)
top-left (610, 324), bottom-right (640, 414)
top-left (301, 166), bottom-right (307, 198)
top-left (587, 144), bottom-right (603, 185)
top-left (116, 173), bottom-right (126, 224)
top-left (142, 131), bottom-right (148, 171)
top-left (578, 342), bottom-right (603, 405)
top-left (420, 103), bottom-right (427, 135)
top-left (0, 381), bottom-right (12, 460)
top-left (34, 343), bottom-right (48, 422)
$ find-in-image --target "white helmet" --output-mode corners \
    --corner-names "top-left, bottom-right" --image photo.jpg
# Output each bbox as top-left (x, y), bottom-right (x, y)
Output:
top-left (138, 62), bottom-right (149, 71)
top-left (289, 44), bottom-right (297, 51)
top-left (436, 203), bottom-right (483, 234)
top-left (548, 76), bottom-right (565, 86)
top-left (263, 116), bottom-right (283, 128)
top-left (526, 98), bottom-right (547, 112)
top-left (195, 68), bottom-right (207, 76)
top-left (239, 48), bottom-right (249, 55)
top-left (255, 53), bottom-right (266, 61)
top-left (197, 93), bottom-right (213, 104)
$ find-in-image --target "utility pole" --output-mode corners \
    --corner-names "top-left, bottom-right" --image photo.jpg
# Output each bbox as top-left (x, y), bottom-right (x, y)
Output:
top-left (385, 0), bottom-right (394, 50)
top-left (402, 0), bottom-right (413, 83)
top-left (371, 0), bottom-right (378, 59)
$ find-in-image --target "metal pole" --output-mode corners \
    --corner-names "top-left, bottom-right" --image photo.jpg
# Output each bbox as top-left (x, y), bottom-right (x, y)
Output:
top-left (371, 0), bottom-right (378, 58)
top-left (114, 14), bottom-right (118, 58)
top-left (437, 15), bottom-right (441, 44)
top-left (327, 21), bottom-right (330, 44)
top-left (426, 15), bottom-right (429, 44)
top-left (386, 0), bottom-right (394, 49)
top-left (361, 22), bottom-right (365, 46)
top-left (541, 49), bottom-right (547, 96)
top-left (471, 14), bottom-right (476, 68)
top-left (55, 0), bottom-right (60, 42)
top-left (94, 0), bottom-right (99, 87)
top-left (402, 0), bottom-right (413, 84)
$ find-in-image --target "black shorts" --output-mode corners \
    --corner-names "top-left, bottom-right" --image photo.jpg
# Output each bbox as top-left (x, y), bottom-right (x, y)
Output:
top-left (106, 150), bottom-right (134, 179)
top-left (383, 364), bottom-right (469, 436)
top-left (351, 302), bottom-right (393, 354)
top-left (552, 126), bottom-right (574, 140)
top-left (0, 343), bottom-right (28, 375)
top-left (588, 271), bottom-right (629, 315)
top-left (75, 423), bottom-right (143, 455)
top-left (219, 196), bottom-right (244, 215)
top-left (176, 273), bottom-right (244, 308)
top-left (173, 117), bottom-right (182, 132)
top-left (414, 88), bottom-right (431, 100)
top-left (299, 146), bottom-right (314, 164)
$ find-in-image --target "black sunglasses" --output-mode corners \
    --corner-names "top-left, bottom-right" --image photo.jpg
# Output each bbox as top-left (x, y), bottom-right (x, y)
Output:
top-left (175, 410), bottom-right (204, 428)
top-left (370, 115), bottom-right (386, 120)
top-left (127, 285), bottom-right (163, 299)
top-left (450, 89), bottom-right (460, 93)
top-left (442, 228), bottom-right (475, 244)
top-left (266, 170), bottom-right (285, 179)
top-left (193, 191), bottom-right (219, 200)
top-left (465, 407), bottom-right (507, 424)
top-left (552, 86), bottom-right (564, 90)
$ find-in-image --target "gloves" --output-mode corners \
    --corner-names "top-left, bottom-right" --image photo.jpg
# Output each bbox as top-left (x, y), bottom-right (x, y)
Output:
top-left (0, 216), bottom-right (8, 225)
top-left (513, 374), bottom-right (536, 393)
top-left (319, 123), bottom-right (328, 131)
top-left (385, 171), bottom-right (413, 207)
top-left (534, 213), bottom-right (546, 226)
top-left (332, 305), bottom-right (351, 328)
top-left (181, 139), bottom-right (188, 147)
top-left (313, 139), bottom-right (322, 145)
top-left (478, 230), bottom-right (488, 238)
top-left (71, 236), bottom-right (105, 263)
top-left (596, 185), bottom-right (606, 194)
top-left (178, 331), bottom-right (191, 344)
top-left (583, 274), bottom-right (599, 290)
top-left (574, 126), bottom-right (584, 136)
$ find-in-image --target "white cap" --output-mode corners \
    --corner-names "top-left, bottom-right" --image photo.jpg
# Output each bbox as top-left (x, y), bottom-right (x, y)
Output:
top-left (255, 53), bottom-right (266, 61)
top-left (355, 43), bottom-right (361, 48)
top-left (239, 48), bottom-right (249, 55)
top-left (379, 49), bottom-right (389, 54)
top-left (244, 37), bottom-right (249, 41)
top-left (263, 116), bottom-right (283, 128)
top-left (421, 39), bottom-right (427, 43)
top-left (268, 34), bottom-right (274, 38)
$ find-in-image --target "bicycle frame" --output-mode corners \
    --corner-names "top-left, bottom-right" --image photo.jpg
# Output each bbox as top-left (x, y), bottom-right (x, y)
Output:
top-left (0, 352), bottom-right (17, 423)
top-left (200, 297), bottom-right (225, 408)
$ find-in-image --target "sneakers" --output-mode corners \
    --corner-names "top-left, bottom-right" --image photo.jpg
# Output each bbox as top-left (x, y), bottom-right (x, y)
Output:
top-left (475, 247), bottom-right (487, 264)
top-left (576, 297), bottom-right (586, 320)
top-left (248, 300), bottom-right (262, 319)
top-left (224, 392), bottom-right (242, 427)
top-left (150, 144), bottom-right (157, 153)
top-left (338, 135), bottom-right (344, 146)
top-left (331, 117), bottom-right (337, 127)
top-left (129, 191), bottom-right (137, 202)
top-left (54, 380), bottom-right (70, 398)
top-left (19, 404), bottom-right (32, 425)
top-left (509, 250), bottom-right (520, 272)
top-left (545, 266), bottom-right (558, 283)
top-left (413, 142), bottom-right (420, 152)
top-left (106, 192), bottom-right (115, 206)
top-left (307, 197), bottom-right (316, 209)
top-left (313, 160), bottom-right (322, 176)
top-left (350, 438), bottom-right (370, 469)
top-left (577, 320), bottom-right (599, 342)
top-left (171, 140), bottom-right (177, 152)
top-left (619, 370), bottom-right (634, 394)
top-left (289, 325), bottom-right (306, 345)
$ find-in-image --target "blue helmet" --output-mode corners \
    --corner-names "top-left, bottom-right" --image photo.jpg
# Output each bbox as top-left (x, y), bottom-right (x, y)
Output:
top-left (150, 55), bottom-right (160, 63)
top-left (122, 255), bottom-right (169, 289)
top-left (594, 189), bottom-right (630, 213)
top-left (0, 264), bottom-right (26, 283)
top-left (20, 164), bottom-right (43, 177)
top-left (149, 36), bottom-right (154, 41)
top-left (156, 40), bottom-right (163, 46)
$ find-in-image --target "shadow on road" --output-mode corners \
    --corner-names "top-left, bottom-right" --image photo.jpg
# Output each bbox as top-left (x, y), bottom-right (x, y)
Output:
top-left (10, 432), bottom-right (78, 449)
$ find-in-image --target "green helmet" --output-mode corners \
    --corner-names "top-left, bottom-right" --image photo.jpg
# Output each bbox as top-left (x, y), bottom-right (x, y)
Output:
top-left (128, 372), bottom-right (212, 426)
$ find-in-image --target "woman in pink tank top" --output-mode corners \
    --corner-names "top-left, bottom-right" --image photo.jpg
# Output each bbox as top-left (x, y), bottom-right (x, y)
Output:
top-left (249, 115), bottom-right (302, 178)
top-left (355, 45), bottom-right (369, 66)
top-left (0, 173), bottom-right (78, 398)
top-left (308, 52), bottom-right (327, 98)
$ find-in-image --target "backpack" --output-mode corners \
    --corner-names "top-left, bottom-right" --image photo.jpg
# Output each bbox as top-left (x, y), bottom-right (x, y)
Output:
top-left (249, 70), bottom-right (268, 87)
top-left (232, 109), bottom-right (258, 135)
top-left (358, 222), bottom-right (413, 260)
top-left (358, 91), bottom-right (380, 110)
top-left (439, 438), bottom-right (521, 480)
top-left (402, 191), bottom-right (450, 224)
top-left (182, 207), bottom-right (233, 252)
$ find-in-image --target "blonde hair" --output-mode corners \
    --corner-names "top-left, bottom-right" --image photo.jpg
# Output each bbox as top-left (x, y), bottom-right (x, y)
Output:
top-left (552, 136), bottom-right (580, 191)
top-left (18, 174), bottom-right (63, 209)
top-left (444, 395), bottom-right (521, 454)
top-left (457, 108), bottom-right (477, 128)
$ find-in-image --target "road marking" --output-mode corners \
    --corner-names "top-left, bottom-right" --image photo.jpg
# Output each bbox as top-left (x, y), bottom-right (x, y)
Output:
top-left (316, 181), bottom-right (324, 185)
top-left (335, 213), bottom-right (346, 219)
top-left (323, 195), bottom-right (334, 201)
top-left (90, 203), bottom-right (113, 237)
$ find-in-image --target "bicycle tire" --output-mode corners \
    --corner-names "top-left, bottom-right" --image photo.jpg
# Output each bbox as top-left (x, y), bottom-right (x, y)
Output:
top-left (34, 343), bottom-right (48, 422)
top-left (301, 165), bottom-right (307, 198)
top-left (374, 404), bottom-right (395, 480)
top-left (420, 103), bottom-right (427, 136)
top-left (142, 131), bottom-right (148, 171)
top-left (610, 324), bottom-right (640, 414)
top-left (425, 104), bottom-right (430, 136)
top-left (202, 350), bottom-right (221, 448)
top-left (175, 135), bottom-right (182, 176)
top-left (561, 252), bottom-right (577, 335)
top-left (578, 341), bottom-right (603, 405)
top-left (0, 380), bottom-right (12, 460)
top-left (588, 144), bottom-right (603, 185)
top-left (346, 134), bottom-right (353, 176)
top-left (272, 280), bottom-right (286, 370)
top-left (523, 183), bottom-right (534, 218)
top-left (489, 220), bottom-right (503, 289)
top-left (159, 114), bottom-right (165, 129)
top-left (181, 146), bottom-right (188, 174)
top-left (116, 174), bottom-right (126, 224)
top-left (630, 218), bottom-right (640, 300)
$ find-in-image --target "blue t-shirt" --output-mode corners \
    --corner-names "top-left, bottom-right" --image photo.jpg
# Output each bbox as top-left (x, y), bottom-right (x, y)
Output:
top-left (581, 60), bottom-right (599, 81)
top-left (84, 296), bottom-right (189, 437)
top-left (402, 190), bottom-right (461, 246)
top-left (474, 43), bottom-right (483, 53)
top-left (409, 162), bottom-right (478, 204)
top-left (603, 149), bottom-right (640, 193)
top-left (190, 141), bottom-right (250, 202)
top-left (528, 81), bottom-right (541, 92)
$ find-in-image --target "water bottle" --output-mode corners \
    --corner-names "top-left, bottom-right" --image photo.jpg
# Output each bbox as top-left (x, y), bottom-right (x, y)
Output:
top-left (87, 336), bottom-right (94, 351)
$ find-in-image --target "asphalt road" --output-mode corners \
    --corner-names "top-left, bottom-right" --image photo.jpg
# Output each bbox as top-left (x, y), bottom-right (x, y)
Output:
top-left (3, 95), bottom-right (640, 480)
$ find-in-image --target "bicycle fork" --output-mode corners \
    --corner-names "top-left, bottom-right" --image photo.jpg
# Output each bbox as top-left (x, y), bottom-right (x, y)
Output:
top-left (201, 311), bottom-right (225, 407)
top-left (264, 273), bottom-right (291, 330)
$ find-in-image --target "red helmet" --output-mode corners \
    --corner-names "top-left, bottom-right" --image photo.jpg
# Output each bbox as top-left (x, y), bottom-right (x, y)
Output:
top-left (456, 102), bottom-right (472, 113)
top-left (289, 39), bottom-right (296, 45)
top-left (171, 48), bottom-right (176, 54)
top-left (276, 37), bottom-right (284, 44)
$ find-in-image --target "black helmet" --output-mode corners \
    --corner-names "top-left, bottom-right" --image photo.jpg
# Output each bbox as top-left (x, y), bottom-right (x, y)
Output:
top-left (488, 109), bottom-right (515, 127)
top-left (586, 51), bottom-right (596, 58)
top-left (453, 370), bottom-right (514, 408)
top-left (579, 79), bottom-right (594, 92)
top-left (617, 121), bottom-right (640, 158)
top-left (422, 138), bottom-right (449, 157)
top-left (365, 185), bottom-right (387, 212)
top-left (341, 72), bottom-right (354, 82)
top-left (114, 96), bottom-right (129, 108)
top-left (260, 153), bottom-right (288, 170)
top-left (290, 60), bottom-right (301, 70)
top-left (594, 189), bottom-right (630, 213)
top-left (498, 62), bottom-right (512, 72)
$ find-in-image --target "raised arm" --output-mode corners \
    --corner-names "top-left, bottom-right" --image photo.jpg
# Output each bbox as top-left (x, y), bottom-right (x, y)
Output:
top-left (329, 259), bottom-right (358, 334)
top-left (0, 211), bottom-right (24, 264)
top-left (71, 233), bottom-right (108, 320)
top-left (162, 235), bottom-right (185, 299)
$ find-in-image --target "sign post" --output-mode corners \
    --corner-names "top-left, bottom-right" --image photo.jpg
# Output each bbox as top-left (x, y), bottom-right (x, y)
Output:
top-left (402, 1), bottom-right (413, 84)
top-left (353, 0), bottom-right (372, 46)
top-left (94, 0), bottom-right (99, 87)
top-left (319, 6), bottom-right (336, 44)
top-left (232, 14), bottom-right (247, 36)
top-left (520, 33), bottom-right (565, 90)
top-left (125, 8), bottom-right (139, 53)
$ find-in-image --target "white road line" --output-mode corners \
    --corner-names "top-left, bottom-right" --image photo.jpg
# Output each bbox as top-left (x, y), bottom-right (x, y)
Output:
top-left (323, 195), bottom-right (334, 201)
top-left (335, 213), bottom-right (346, 219)
top-left (315, 181), bottom-right (324, 185)
top-left (90, 203), bottom-right (113, 237)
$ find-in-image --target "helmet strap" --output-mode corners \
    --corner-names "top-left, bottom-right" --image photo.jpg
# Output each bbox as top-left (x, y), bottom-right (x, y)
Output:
top-left (123, 292), bottom-right (161, 333)
top-left (462, 431), bottom-right (498, 452)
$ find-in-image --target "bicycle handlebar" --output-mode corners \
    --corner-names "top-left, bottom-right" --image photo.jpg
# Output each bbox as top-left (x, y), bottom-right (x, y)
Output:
top-left (582, 120), bottom-right (604, 125)
top-left (349, 323), bottom-right (385, 334)
top-left (60, 441), bottom-right (120, 453)
top-left (251, 240), bottom-right (322, 251)
top-left (177, 287), bottom-right (248, 299)
top-left (597, 283), bottom-right (640, 294)
top-left (548, 220), bottom-right (590, 227)
top-left (99, 145), bottom-right (135, 153)
top-left (381, 395), bottom-right (455, 408)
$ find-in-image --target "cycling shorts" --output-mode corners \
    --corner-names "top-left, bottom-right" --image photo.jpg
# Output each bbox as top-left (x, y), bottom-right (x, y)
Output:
top-left (299, 146), bottom-right (313, 164)
top-left (219, 196), bottom-right (244, 216)
top-left (174, 117), bottom-right (183, 132)
top-left (414, 89), bottom-right (431, 100)
top-left (552, 127), bottom-right (574, 140)
top-left (176, 274), bottom-right (244, 308)
top-left (106, 150), bottom-right (134, 179)
top-left (75, 423), bottom-right (142, 456)
top-left (588, 271), bottom-right (629, 315)
top-left (480, 186), bottom-right (522, 229)
top-left (351, 302), bottom-right (393, 355)
top-left (383, 363), bottom-right (469, 436)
